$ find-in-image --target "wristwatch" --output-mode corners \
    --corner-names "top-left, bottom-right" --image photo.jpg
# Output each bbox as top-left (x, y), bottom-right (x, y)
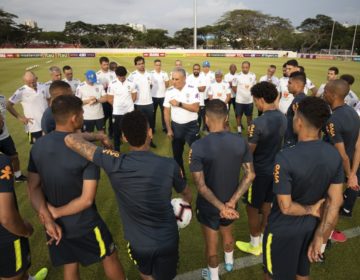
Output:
top-left (179, 102), bottom-right (183, 107)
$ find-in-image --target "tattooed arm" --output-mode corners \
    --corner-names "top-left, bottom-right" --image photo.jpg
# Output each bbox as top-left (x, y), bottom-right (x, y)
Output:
top-left (64, 132), bottom-right (112, 162)
top-left (227, 162), bottom-right (255, 208)
top-left (308, 183), bottom-right (343, 262)
top-left (277, 194), bottom-right (325, 217)
top-left (191, 171), bottom-right (239, 219)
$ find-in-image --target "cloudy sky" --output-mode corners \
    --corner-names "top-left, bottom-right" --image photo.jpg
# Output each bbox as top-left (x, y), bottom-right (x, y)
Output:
top-left (2, 0), bottom-right (360, 34)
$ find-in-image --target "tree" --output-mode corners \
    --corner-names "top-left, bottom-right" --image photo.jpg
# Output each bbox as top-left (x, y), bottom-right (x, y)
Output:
top-left (143, 29), bottom-right (171, 48)
top-left (173, 28), bottom-right (193, 48)
top-left (0, 8), bottom-right (18, 45)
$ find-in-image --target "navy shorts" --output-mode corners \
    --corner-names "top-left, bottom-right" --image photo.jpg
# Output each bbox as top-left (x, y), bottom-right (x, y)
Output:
top-left (196, 207), bottom-right (234, 230)
top-left (28, 131), bottom-right (42, 144)
top-left (0, 136), bottom-right (17, 156)
top-left (83, 118), bottom-right (105, 132)
top-left (48, 222), bottom-right (116, 267)
top-left (244, 175), bottom-right (274, 209)
top-left (128, 243), bottom-right (179, 280)
top-left (235, 103), bottom-right (253, 117)
top-left (0, 237), bottom-right (31, 278)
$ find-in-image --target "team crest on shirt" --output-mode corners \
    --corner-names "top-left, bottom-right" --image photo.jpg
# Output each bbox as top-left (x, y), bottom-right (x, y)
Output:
top-left (273, 164), bottom-right (280, 183)
top-left (0, 165), bottom-right (12, 180)
top-left (248, 124), bottom-right (255, 138)
top-left (102, 149), bottom-right (120, 158)
top-left (326, 123), bottom-right (335, 137)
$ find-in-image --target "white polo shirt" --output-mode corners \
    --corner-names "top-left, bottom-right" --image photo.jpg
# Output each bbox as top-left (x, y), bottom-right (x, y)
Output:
top-left (186, 74), bottom-right (206, 106)
top-left (201, 71), bottom-right (215, 100)
top-left (208, 81), bottom-right (231, 104)
top-left (43, 81), bottom-right (53, 100)
top-left (75, 82), bottom-right (106, 120)
top-left (128, 70), bottom-right (153, 105)
top-left (96, 70), bottom-right (116, 90)
top-left (224, 73), bottom-right (237, 98)
top-left (317, 83), bottom-right (326, 97)
top-left (163, 84), bottom-right (200, 124)
top-left (150, 70), bottom-right (169, 98)
top-left (0, 95), bottom-right (9, 141)
top-left (9, 84), bottom-right (48, 133)
top-left (108, 79), bottom-right (136, 115)
top-left (354, 101), bottom-right (360, 117)
top-left (304, 78), bottom-right (316, 95)
top-left (63, 78), bottom-right (81, 94)
top-left (259, 75), bottom-right (280, 91)
top-left (278, 77), bottom-right (294, 114)
top-left (235, 72), bottom-right (256, 104)
top-left (345, 90), bottom-right (359, 108)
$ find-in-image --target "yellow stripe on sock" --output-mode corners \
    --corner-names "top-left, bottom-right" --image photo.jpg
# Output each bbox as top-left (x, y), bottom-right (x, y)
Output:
top-left (266, 233), bottom-right (273, 274)
top-left (247, 185), bottom-right (253, 204)
top-left (14, 239), bottom-right (22, 272)
top-left (94, 226), bottom-right (106, 257)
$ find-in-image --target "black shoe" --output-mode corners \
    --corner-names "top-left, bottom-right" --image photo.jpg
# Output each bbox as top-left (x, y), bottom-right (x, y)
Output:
top-left (150, 141), bottom-right (157, 148)
top-left (15, 175), bottom-right (27, 182)
top-left (339, 208), bottom-right (352, 218)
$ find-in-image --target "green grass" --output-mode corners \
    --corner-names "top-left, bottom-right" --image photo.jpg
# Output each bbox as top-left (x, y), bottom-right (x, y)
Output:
top-left (0, 57), bottom-right (360, 279)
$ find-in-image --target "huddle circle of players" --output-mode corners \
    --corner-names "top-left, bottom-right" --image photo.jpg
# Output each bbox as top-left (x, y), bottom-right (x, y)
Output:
top-left (0, 56), bottom-right (359, 280)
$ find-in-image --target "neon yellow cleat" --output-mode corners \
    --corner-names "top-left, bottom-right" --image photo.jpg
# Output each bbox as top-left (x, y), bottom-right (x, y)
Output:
top-left (33, 267), bottom-right (48, 280)
top-left (236, 241), bottom-right (262, 256)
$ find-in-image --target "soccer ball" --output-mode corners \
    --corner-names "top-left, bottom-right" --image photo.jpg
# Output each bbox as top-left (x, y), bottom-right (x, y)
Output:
top-left (171, 198), bottom-right (192, 229)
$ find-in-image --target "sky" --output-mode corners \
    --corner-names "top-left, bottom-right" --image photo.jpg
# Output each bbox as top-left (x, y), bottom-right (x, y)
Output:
top-left (2, 0), bottom-right (360, 34)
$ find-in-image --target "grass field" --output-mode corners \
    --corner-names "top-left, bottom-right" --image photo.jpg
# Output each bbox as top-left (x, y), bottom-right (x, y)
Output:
top-left (0, 56), bottom-right (360, 280)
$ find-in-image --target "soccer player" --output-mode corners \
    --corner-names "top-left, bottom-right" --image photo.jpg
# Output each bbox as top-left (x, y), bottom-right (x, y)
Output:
top-left (340, 74), bottom-right (359, 108)
top-left (64, 110), bottom-right (192, 280)
top-left (298, 66), bottom-right (317, 96)
top-left (232, 61), bottom-right (256, 133)
top-left (62, 65), bottom-right (80, 94)
top-left (278, 59), bottom-right (298, 114)
top-left (151, 59), bottom-right (169, 133)
top-left (190, 99), bottom-right (255, 280)
top-left (109, 61), bottom-right (118, 72)
top-left (96, 57), bottom-right (116, 138)
top-left (0, 94), bottom-right (27, 182)
top-left (108, 66), bottom-right (137, 151)
top-left (200, 61), bottom-right (215, 131)
top-left (263, 96), bottom-right (344, 280)
top-left (169, 59), bottom-right (188, 82)
top-left (44, 66), bottom-right (62, 98)
top-left (27, 95), bottom-right (126, 280)
top-left (259, 65), bottom-right (280, 90)
top-left (7, 71), bottom-right (48, 144)
top-left (186, 64), bottom-right (206, 129)
top-left (284, 71), bottom-right (308, 147)
top-left (76, 70), bottom-right (107, 133)
top-left (164, 68), bottom-right (200, 175)
top-left (323, 79), bottom-right (360, 242)
top-left (128, 56), bottom-right (156, 148)
top-left (224, 64), bottom-right (238, 115)
top-left (236, 82), bottom-right (286, 256)
top-left (41, 80), bottom-right (72, 134)
top-left (316, 66), bottom-right (339, 97)
top-left (0, 153), bottom-right (48, 280)
top-left (208, 70), bottom-right (231, 105)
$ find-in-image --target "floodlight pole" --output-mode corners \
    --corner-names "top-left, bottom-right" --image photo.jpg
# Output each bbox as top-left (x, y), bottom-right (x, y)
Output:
top-left (351, 23), bottom-right (358, 56)
top-left (194, 0), bottom-right (197, 50)
top-left (328, 20), bottom-right (335, 55)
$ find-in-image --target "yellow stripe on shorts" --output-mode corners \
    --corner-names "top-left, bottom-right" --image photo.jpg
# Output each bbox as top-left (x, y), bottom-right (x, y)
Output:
top-left (266, 233), bottom-right (273, 274)
top-left (14, 239), bottom-right (22, 272)
top-left (94, 226), bottom-right (106, 257)
top-left (127, 242), bottom-right (137, 265)
top-left (247, 184), bottom-right (253, 204)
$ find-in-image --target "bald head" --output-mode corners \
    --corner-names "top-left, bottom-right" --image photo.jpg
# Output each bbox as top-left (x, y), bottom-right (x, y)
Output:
top-left (23, 71), bottom-right (37, 88)
top-left (325, 79), bottom-right (350, 99)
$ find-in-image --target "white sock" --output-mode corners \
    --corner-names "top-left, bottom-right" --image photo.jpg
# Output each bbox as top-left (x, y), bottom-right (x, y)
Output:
top-left (329, 230), bottom-right (334, 240)
top-left (250, 235), bottom-right (260, 247)
top-left (209, 266), bottom-right (219, 280)
top-left (224, 250), bottom-right (233, 264)
top-left (321, 243), bottom-right (327, 254)
top-left (237, 126), bottom-right (242, 133)
top-left (14, 171), bottom-right (21, 177)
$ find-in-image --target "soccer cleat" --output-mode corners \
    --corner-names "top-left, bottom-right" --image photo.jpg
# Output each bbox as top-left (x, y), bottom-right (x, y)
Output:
top-left (330, 230), bottom-right (347, 242)
top-left (339, 208), bottom-right (352, 218)
top-left (201, 268), bottom-right (213, 280)
top-left (33, 267), bottom-right (48, 280)
top-left (224, 262), bottom-right (233, 272)
top-left (15, 174), bottom-right (27, 182)
top-left (236, 241), bottom-right (262, 256)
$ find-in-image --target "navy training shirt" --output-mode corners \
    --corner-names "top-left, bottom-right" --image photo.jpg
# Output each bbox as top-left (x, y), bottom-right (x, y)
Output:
top-left (248, 109), bottom-right (287, 176)
top-left (269, 140), bottom-right (344, 233)
top-left (189, 131), bottom-right (252, 214)
top-left (93, 148), bottom-right (186, 249)
top-left (41, 107), bottom-right (55, 135)
top-left (28, 131), bottom-right (102, 238)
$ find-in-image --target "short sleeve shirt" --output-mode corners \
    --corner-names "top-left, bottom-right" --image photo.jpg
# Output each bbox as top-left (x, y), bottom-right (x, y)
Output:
top-left (224, 73), bottom-right (237, 98)
top-left (150, 70), bottom-right (169, 98)
top-left (63, 78), bottom-right (81, 94)
top-left (75, 82), bottom-right (106, 120)
top-left (0, 95), bottom-right (10, 140)
top-left (128, 70), bottom-right (153, 105)
top-left (278, 77), bottom-right (294, 114)
top-left (108, 79), bottom-right (136, 115)
top-left (208, 81), bottom-right (231, 103)
top-left (235, 72), bottom-right (256, 104)
top-left (186, 74), bottom-right (206, 106)
top-left (96, 70), bottom-right (117, 92)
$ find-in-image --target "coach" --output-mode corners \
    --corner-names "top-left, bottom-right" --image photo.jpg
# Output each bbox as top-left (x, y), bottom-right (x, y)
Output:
top-left (164, 68), bottom-right (200, 175)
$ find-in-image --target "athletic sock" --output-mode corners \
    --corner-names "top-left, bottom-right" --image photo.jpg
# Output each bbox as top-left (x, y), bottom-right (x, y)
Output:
top-left (224, 250), bottom-right (234, 264)
top-left (209, 266), bottom-right (219, 280)
top-left (237, 126), bottom-right (242, 133)
top-left (250, 235), bottom-right (260, 247)
top-left (329, 230), bottom-right (334, 240)
top-left (28, 275), bottom-right (34, 280)
top-left (321, 243), bottom-right (327, 254)
top-left (14, 171), bottom-right (21, 177)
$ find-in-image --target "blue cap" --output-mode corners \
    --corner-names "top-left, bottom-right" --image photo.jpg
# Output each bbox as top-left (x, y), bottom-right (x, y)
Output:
top-left (85, 70), bottom-right (97, 83)
top-left (202, 61), bottom-right (210, 68)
